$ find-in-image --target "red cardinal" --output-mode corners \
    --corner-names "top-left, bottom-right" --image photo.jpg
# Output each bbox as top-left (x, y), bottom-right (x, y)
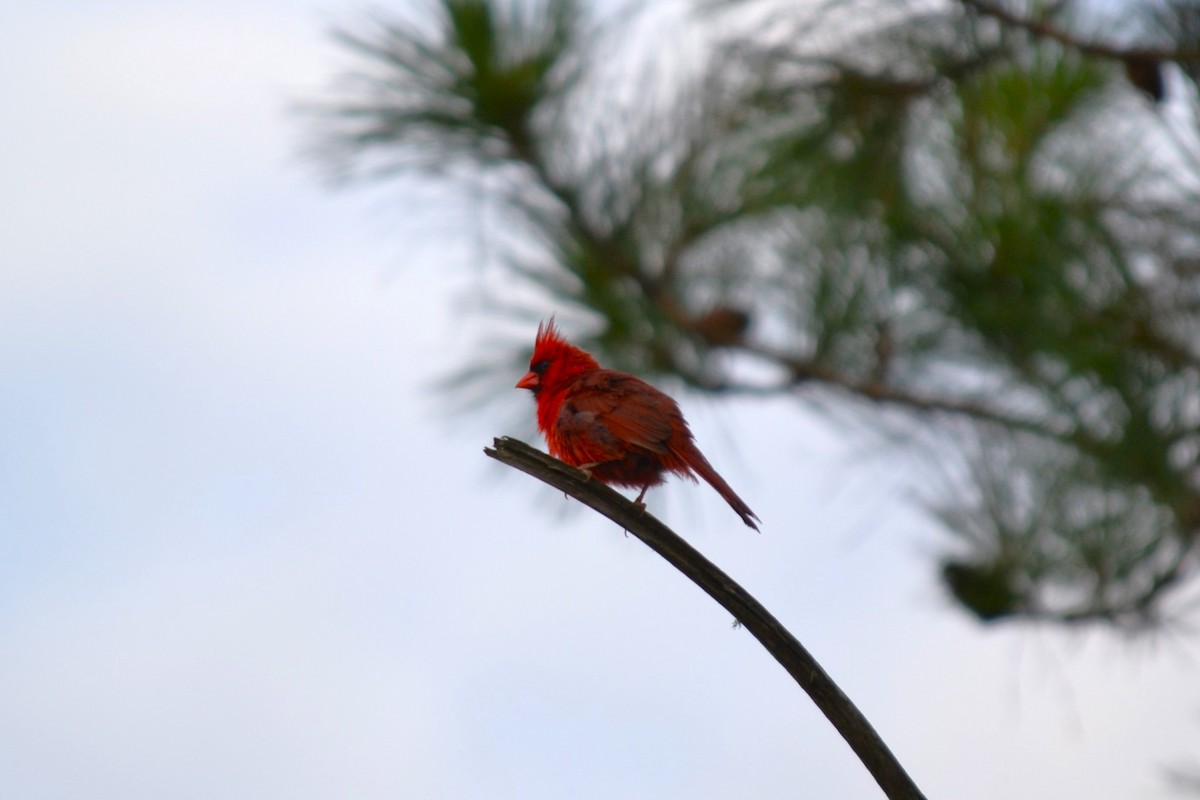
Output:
top-left (516, 319), bottom-right (760, 530)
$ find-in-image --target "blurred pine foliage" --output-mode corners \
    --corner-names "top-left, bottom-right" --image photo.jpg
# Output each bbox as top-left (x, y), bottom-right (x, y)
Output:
top-left (308, 0), bottom-right (1200, 630)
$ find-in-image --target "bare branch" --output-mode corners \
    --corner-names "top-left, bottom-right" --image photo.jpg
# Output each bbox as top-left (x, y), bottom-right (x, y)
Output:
top-left (484, 436), bottom-right (929, 800)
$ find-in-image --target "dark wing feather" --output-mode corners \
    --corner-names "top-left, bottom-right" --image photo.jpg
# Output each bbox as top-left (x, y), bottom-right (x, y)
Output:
top-left (557, 370), bottom-right (677, 456)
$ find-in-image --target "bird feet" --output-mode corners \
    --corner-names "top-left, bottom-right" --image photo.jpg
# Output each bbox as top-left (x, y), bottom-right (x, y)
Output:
top-left (620, 487), bottom-right (652, 537)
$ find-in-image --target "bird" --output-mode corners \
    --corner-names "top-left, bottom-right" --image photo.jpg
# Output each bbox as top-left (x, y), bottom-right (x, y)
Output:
top-left (515, 318), bottom-right (760, 530)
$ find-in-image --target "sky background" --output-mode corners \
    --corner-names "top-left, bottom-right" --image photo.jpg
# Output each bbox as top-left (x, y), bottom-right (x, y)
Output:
top-left (1, 2), bottom-right (1197, 799)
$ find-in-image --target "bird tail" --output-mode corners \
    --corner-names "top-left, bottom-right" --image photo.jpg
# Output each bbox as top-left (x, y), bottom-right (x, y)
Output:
top-left (677, 443), bottom-right (761, 531)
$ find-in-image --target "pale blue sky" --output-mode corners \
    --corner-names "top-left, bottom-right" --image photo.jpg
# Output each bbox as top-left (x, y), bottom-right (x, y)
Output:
top-left (0, 2), bottom-right (1196, 799)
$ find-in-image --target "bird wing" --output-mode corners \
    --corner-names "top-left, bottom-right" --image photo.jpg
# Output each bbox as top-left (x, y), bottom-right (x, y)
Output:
top-left (555, 370), bottom-right (676, 458)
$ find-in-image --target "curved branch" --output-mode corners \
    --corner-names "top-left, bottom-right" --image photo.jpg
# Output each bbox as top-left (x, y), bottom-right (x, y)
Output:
top-left (484, 436), bottom-right (928, 800)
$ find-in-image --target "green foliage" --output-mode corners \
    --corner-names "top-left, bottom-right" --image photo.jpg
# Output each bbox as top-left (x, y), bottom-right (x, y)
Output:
top-left (310, 0), bottom-right (1200, 630)
top-left (314, 0), bottom-right (581, 174)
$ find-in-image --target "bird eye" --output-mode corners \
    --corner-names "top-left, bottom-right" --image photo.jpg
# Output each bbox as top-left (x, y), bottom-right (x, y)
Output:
top-left (531, 360), bottom-right (551, 374)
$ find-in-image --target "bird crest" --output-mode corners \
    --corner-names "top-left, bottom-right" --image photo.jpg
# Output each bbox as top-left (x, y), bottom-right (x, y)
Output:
top-left (535, 316), bottom-right (564, 349)
top-left (530, 317), bottom-right (597, 373)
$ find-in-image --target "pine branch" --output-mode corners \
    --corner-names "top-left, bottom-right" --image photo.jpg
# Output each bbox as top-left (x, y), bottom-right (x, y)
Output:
top-left (960, 0), bottom-right (1200, 63)
top-left (724, 340), bottom-right (1065, 437)
top-left (483, 436), bottom-right (929, 800)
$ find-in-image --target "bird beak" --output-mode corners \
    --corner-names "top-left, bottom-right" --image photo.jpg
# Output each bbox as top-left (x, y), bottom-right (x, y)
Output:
top-left (516, 371), bottom-right (539, 390)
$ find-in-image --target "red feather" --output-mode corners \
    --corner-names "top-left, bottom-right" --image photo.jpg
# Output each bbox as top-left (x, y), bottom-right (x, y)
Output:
top-left (516, 319), bottom-right (760, 530)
